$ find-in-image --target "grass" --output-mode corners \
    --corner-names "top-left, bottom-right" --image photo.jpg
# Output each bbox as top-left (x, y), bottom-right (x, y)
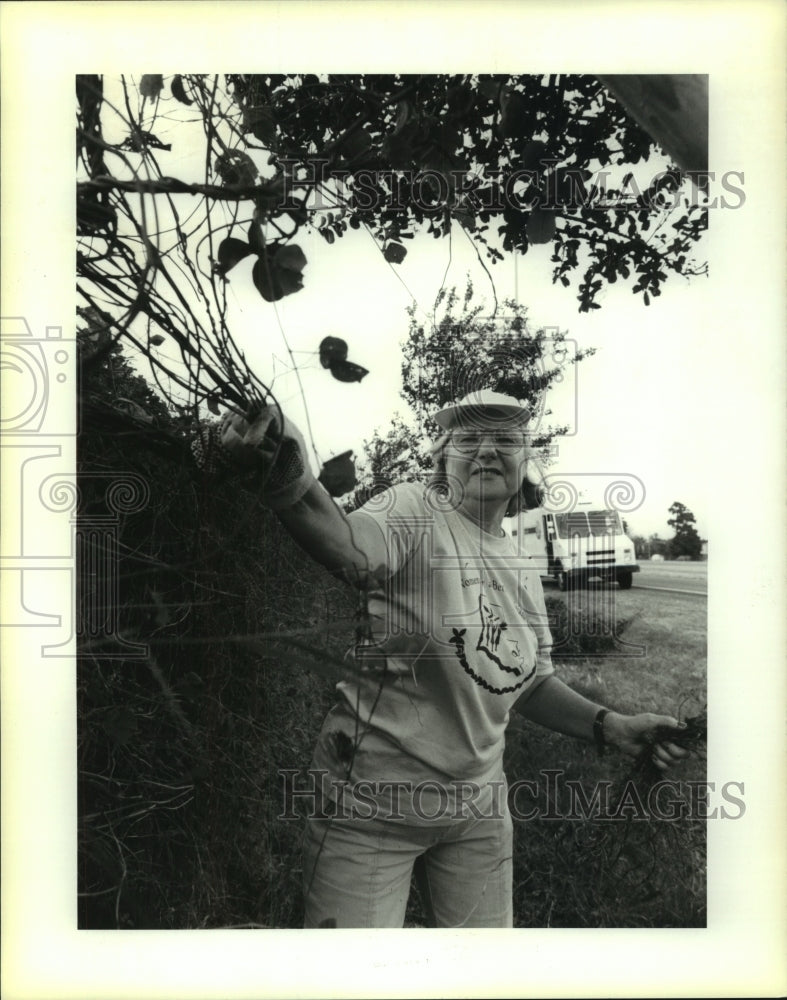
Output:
top-left (502, 584), bottom-right (707, 928)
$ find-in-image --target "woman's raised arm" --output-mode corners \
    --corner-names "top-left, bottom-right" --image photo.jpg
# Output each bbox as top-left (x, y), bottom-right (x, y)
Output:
top-left (196, 407), bottom-right (390, 589)
top-left (277, 482), bottom-right (390, 588)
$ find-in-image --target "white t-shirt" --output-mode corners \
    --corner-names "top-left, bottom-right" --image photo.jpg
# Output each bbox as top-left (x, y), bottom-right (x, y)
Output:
top-left (312, 482), bottom-right (554, 820)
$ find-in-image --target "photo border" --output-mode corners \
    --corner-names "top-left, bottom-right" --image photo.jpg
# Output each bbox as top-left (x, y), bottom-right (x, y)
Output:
top-left (2, 2), bottom-right (786, 997)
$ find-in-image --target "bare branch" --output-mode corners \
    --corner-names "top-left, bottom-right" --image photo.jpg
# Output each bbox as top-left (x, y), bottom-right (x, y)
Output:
top-left (79, 176), bottom-right (282, 203)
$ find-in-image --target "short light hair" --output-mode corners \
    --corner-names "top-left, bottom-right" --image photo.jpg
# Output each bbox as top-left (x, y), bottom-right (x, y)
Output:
top-left (428, 432), bottom-right (543, 518)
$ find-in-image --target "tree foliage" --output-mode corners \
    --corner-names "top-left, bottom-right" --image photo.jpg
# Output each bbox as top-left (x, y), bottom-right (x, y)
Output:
top-left (401, 282), bottom-right (593, 442)
top-left (667, 500), bottom-right (703, 560)
top-left (353, 281), bottom-right (592, 501)
top-left (76, 73), bottom-right (708, 430)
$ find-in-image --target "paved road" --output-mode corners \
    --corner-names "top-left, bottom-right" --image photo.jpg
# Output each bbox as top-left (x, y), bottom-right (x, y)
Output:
top-left (541, 561), bottom-right (708, 596)
top-left (633, 562), bottom-right (707, 595)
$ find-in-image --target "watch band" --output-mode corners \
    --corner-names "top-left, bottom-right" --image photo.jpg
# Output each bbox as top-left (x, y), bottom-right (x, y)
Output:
top-left (593, 708), bottom-right (609, 756)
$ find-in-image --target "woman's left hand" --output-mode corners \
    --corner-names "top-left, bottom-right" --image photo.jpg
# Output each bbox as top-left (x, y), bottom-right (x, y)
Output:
top-left (605, 712), bottom-right (690, 770)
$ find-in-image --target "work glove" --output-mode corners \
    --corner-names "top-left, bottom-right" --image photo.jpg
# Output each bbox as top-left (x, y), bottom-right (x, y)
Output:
top-left (191, 418), bottom-right (238, 477)
top-left (192, 406), bottom-right (315, 509)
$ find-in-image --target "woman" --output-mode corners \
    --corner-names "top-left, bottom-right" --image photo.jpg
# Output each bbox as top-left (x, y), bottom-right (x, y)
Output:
top-left (212, 389), bottom-right (688, 928)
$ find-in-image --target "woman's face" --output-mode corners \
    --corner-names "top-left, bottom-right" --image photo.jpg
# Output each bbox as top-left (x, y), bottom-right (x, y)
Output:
top-left (443, 426), bottom-right (528, 508)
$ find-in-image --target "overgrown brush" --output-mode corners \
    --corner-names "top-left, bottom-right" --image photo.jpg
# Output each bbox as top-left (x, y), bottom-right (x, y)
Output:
top-left (77, 386), bottom-right (352, 928)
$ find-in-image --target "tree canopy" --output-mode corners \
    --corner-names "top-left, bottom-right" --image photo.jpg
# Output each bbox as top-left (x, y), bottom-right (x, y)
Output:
top-left (667, 500), bottom-right (703, 560)
top-left (77, 72), bottom-right (708, 433)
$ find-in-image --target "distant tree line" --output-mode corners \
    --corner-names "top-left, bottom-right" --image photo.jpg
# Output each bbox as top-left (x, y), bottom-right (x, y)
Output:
top-left (631, 501), bottom-right (705, 560)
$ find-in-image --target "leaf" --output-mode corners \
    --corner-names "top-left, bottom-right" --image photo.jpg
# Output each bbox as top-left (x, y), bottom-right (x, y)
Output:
top-left (340, 126), bottom-right (373, 161)
top-left (500, 91), bottom-right (532, 139)
top-left (139, 74), bottom-right (164, 100)
top-left (526, 208), bottom-right (557, 245)
top-left (149, 334), bottom-right (165, 346)
top-left (170, 75), bottom-right (193, 106)
top-left (274, 244), bottom-right (307, 273)
top-left (431, 122), bottom-right (461, 158)
top-left (252, 257), bottom-right (278, 301)
top-left (207, 396), bottom-right (220, 415)
top-left (329, 359), bottom-right (368, 383)
top-left (319, 336), bottom-right (348, 369)
top-left (215, 237), bottom-right (253, 276)
top-left (318, 450), bottom-right (357, 497)
top-left (394, 100), bottom-right (412, 130)
top-left (254, 175), bottom-right (286, 212)
top-left (252, 253), bottom-right (304, 302)
top-left (247, 220), bottom-right (266, 254)
top-left (476, 77), bottom-right (504, 102)
top-left (447, 82), bottom-right (474, 116)
top-left (453, 207), bottom-right (475, 231)
top-left (273, 267), bottom-right (304, 297)
top-left (520, 140), bottom-right (548, 171)
top-left (121, 129), bottom-right (172, 153)
top-left (383, 242), bottom-right (407, 265)
top-left (243, 105), bottom-right (277, 146)
top-left (381, 129), bottom-right (415, 169)
top-left (215, 150), bottom-right (258, 187)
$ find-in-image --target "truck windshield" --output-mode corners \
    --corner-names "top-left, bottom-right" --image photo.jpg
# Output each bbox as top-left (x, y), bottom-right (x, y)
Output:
top-left (555, 511), bottom-right (623, 537)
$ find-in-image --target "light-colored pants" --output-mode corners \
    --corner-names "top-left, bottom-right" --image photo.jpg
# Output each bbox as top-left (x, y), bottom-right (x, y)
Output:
top-left (302, 802), bottom-right (513, 928)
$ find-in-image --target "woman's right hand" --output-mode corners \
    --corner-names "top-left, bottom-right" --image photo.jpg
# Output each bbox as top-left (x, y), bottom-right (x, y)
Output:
top-left (218, 409), bottom-right (278, 470)
top-left (223, 407), bottom-right (317, 509)
top-left (193, 405), bottom-right (317, 509)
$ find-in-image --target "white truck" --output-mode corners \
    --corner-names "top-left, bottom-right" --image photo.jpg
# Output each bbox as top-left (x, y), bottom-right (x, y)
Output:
top-left (514, 500), bottom-right (640, 591)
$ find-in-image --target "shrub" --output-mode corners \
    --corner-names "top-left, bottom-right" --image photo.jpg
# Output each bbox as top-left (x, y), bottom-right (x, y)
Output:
top-left (77, 376), bottom-right (352, 928)
top-left (545, 594), bottom-right (640, 661)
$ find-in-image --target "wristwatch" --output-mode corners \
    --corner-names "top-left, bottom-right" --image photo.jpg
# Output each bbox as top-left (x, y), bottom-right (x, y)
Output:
top-left (593, 708), bottom-right (610, 756)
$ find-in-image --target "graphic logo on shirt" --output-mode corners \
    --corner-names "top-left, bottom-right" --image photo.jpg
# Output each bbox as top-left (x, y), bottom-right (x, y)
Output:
top-left (476, 595), bottom-right (524, 676)
top-left (448, 586), bottom-right (537, 695)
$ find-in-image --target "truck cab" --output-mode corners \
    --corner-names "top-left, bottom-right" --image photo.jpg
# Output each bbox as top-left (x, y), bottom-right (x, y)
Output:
top-left (515, 503), bottom-right (640, 590)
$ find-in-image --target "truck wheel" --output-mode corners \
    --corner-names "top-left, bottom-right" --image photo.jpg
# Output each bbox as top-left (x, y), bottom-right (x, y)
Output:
top-left (617, 570), bottom-right (633, 590)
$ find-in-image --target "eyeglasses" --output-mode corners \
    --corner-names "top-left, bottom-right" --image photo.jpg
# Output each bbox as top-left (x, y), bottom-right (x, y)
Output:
top-left (450, 430), bottom-right (528, 454)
